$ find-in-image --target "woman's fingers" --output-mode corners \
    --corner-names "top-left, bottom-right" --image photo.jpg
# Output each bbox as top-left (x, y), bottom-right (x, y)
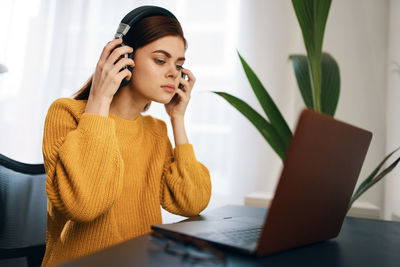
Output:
top-left (178, 79), bottom-right (189, 92)
top-left (115, 68), bottom-right (132, 83)
top-left (113, 58), bottom-right (135, 74)
top-left (175, 87), bottom-right (189, 102)
top-left (107, 45), bottom-right (134, 65)
top-left (99, 38), bottom-right (122, 64)
top-left (90, 39), bottom-right (134, 101)
top-left (182, 68), bottom-right (195, 83)
top-left (181, 68), bottom-right (195, 93)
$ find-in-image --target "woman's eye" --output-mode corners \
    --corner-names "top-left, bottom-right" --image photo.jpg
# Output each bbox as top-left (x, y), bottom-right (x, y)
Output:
top-left (155, 59), bottom-right (165, 64)
top-left (176, 65), bottom-right (183, 70)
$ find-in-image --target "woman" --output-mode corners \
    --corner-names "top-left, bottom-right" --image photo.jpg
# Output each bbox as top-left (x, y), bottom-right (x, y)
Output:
top-left (42, 6), bottom-right (211, 266)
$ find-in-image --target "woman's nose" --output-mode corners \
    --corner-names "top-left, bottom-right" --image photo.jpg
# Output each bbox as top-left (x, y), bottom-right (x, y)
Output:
top-left (166, 63), bottom-right (179, 79)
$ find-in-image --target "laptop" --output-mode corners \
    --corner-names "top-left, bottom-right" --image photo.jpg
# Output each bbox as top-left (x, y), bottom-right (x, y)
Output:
top-left (151, 108), bottom-right (373, 256)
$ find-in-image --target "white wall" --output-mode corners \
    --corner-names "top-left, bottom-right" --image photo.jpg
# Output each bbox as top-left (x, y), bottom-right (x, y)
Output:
top-left (385, 0), bottom-right (400, 220)
top-left (326, 0), bottom-right (389, 212)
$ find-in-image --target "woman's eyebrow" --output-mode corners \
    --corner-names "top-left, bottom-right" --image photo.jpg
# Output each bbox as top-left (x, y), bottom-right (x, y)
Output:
top-left (152, 50), bottom-right (185, 62)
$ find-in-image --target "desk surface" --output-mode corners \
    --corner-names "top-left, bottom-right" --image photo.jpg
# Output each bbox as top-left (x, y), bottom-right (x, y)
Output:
top-left (60, 205), bottom-right (400, 267)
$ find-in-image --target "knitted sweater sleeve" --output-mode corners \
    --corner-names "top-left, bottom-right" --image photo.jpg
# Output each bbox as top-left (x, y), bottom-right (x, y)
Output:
top-left (42, 99), bottom-right (124, 222)
top-left (160, 131), bottom-right (212, 217)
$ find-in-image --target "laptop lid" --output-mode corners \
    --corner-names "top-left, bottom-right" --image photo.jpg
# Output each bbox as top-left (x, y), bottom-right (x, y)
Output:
top-left (256, 109), bottom-right (372, 256)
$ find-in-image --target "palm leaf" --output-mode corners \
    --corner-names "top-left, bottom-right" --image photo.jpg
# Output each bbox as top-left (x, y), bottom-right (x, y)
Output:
top-left (352, 147), bottom-right (400, 199)
top-left (213, 91), bottom-right (287, 160)
top-left (320, 53), bottom-right (340, 116)
top-left (289, 54), bottom-right (314, 108)
top-left (290, 53), bottom-right (340, 116)
top-left (348, 147), bottom-right (400, 210)
top-left (237, 51), bottom-right (292, 150)
top-left (292, 0), bottom-right (332, 111)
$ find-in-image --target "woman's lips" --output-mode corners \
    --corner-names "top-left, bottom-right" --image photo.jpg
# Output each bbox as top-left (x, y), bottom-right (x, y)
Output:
top-left (161, 85), bottom-right (175, 93)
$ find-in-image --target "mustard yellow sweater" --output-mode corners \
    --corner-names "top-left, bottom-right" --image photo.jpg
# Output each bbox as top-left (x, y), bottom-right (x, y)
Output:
top-left (41, 98), bottom-right (211, 266)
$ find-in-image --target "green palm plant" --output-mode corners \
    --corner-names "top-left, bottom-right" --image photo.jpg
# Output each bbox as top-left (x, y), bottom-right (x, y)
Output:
top-left (213, 0), bottom-right (400, 210)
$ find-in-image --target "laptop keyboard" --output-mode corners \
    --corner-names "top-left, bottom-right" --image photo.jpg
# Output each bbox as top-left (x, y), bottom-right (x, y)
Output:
top-left (196, 227), bottom-right (262, 247)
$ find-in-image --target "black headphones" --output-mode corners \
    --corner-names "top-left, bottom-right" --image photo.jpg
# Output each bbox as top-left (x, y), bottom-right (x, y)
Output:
top-left (114, 6), bottom-right (178, 87)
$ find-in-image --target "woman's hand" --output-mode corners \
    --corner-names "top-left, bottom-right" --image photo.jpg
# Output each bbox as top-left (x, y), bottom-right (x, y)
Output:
top-left (85, 38), bottom-right (135, 116)
top-left (164, 68), bottom-right (195, 119)
top-left (90, 38), bottom-right (135, 101)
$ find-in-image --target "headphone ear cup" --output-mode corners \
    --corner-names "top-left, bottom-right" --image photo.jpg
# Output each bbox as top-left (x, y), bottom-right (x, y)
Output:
top-left (120, 77), bottom-right (130, 88)
top-left (120, 51), bottom-right (134, 88)
top-left (127, 52), bottom-right (134, 72)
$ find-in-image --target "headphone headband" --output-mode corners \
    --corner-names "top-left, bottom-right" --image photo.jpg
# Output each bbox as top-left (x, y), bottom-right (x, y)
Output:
top-left (115, 6), bottom-right (177, 39)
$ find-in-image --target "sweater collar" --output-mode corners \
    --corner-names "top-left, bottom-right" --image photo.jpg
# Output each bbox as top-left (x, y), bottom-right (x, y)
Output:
top-left (109, 112), bottom-right (143, 134)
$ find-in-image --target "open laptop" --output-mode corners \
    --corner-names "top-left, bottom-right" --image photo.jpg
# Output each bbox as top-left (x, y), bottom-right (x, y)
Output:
top-left (151, 108), bottom-right (373, 256)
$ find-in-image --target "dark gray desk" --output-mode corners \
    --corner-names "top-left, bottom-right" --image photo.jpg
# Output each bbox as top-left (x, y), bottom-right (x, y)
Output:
top-left (60, 205), bottom-right (400, 267)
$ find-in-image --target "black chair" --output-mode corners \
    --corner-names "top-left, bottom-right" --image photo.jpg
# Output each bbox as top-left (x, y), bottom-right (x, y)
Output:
top-left (0, 154), bottom-right (47, 267)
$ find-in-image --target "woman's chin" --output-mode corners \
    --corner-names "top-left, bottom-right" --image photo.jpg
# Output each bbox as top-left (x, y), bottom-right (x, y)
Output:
top-left (153, 96), bottom-right (175, 104)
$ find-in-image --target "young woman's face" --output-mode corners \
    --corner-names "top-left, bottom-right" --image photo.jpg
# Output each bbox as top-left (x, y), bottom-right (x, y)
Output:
top-left (129, 35), bottom-right (186, 104)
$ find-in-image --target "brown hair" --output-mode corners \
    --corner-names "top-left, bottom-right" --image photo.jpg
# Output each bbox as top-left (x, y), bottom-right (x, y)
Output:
top-left (72, 15), bottom-right (187, 112)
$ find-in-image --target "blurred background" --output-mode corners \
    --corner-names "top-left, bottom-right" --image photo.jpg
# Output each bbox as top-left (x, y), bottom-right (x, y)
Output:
top-left (0, 0), bottom-right (399, 222)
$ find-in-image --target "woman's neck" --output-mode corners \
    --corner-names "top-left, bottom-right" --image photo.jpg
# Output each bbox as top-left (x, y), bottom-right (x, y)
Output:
top-left (109, 86), bottom-right (148, 121)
